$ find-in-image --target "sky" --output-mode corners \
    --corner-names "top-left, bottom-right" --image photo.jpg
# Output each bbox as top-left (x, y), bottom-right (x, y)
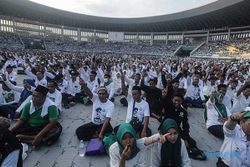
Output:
top-left (29, 0), bottom-right (217, 18)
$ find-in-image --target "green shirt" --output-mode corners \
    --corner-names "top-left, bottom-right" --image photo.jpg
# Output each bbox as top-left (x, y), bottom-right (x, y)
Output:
top-left (21, 102), bottom-right (58, 127)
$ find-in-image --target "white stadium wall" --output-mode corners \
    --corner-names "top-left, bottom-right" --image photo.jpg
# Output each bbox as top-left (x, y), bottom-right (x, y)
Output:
top-left (108, 32), bottom-right (124, 42)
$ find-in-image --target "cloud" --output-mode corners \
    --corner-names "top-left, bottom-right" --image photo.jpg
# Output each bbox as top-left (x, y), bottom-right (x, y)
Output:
top-left (29, 0), bottom-right (217, 18)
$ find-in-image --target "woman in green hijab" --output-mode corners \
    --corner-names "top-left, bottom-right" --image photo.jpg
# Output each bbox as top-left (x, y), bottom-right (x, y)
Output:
top-left (151, 118), bottom-right (191, 167)
top-left (109, 123), bottom-right (162, 167)
top-left (206, 91), bottom-right (230, 139)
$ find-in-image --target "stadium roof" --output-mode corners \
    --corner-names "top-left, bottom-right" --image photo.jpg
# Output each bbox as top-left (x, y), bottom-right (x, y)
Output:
top-left (0, 0), bottom-right (250, 32)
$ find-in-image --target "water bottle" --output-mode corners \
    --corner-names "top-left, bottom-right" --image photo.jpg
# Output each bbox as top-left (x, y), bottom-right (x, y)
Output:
top-left (79, 140), bottom-right (85, 157)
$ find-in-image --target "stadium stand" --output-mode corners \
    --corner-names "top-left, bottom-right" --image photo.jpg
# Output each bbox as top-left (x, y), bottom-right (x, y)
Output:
top-left (0, 0), bottom-right (250, 167)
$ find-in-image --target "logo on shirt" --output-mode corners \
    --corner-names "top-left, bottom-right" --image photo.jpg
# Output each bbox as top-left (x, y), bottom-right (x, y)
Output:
top-left (94, 107), bottom-right (102, 123)
top-left (132, 107), bottom-right (138, 117)
top-left (179, 112), bottom-right (184, 118)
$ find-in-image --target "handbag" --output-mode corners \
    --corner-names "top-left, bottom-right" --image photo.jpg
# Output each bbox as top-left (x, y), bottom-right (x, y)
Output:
top-left (129, 100), bottom-right (142, 132)
top-left (85, 138), bottom-right (106, 156)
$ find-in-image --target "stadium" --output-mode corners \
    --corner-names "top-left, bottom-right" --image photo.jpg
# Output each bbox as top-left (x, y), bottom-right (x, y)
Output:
top-left (1, 0), bottom-right (250, 167)
top-left (0, 0), bottom-right (250, 58)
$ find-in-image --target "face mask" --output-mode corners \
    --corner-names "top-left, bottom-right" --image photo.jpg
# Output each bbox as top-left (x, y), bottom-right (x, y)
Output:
top-left (104, 78), bottom-right (109, 83)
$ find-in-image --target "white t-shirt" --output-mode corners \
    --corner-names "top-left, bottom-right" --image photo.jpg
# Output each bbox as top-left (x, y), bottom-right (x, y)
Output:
top-left (231, 93), bottom-right (250, 113)
top-left (91, 94), bottom-right (114, 125)
top-left (1, 150), bottom-right (20, 167)
top-left (47, 89), bottom-right (62, 111)
top-left (125, 95), bottom-right (150, 123)
top-left (220, 124), bottom-right (250, 167)
top-left (205, 99), bottom-right (231, 129)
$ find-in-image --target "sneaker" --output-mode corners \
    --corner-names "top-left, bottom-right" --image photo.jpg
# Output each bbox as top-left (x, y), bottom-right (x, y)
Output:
top-left (188, 147), bottom-right (207, 161)
top-left (69, 101), bottom-right (76, 106)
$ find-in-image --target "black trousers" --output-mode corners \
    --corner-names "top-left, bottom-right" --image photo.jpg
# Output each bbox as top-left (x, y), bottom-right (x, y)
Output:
top-left (12, 121), bottom-right (62, 144)
top-left (208, 125), bottom-right (224, 139)
top-left (75, 122), bottom-right (113, 141)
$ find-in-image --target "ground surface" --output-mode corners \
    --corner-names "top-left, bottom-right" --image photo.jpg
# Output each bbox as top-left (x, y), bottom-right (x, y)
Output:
top-left (15, 74), bottom-right (222, 167)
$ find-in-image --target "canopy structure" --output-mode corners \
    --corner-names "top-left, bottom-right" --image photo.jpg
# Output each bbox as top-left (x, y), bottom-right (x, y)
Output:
top-left (0, 0), bottom-right (250, 32)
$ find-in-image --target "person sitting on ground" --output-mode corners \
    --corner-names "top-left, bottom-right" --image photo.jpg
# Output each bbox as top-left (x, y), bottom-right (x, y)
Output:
top-left (81, 70), bottom-right (99, 105)
top-left (230, 83), bottom-right (250, 114)
top-left (102, 73), bottom-right (115, 102)
top-left (0, 74), bottom-right (35, 119)
top-left (206, 91), bottom-right (231, 140)
top-left (61, 70), bottom-right (81, 108)
top-left (120, 72), bottom-right (142, 107)
top-left (0, 80), bottom-right (19, 118)
top-left (75, 79), bottom-right (114, 141)
top-left (24, 66), bottom-right (48, 87)
top-left (114, 70), bottom-right (151, 138)
top-left (151, 118), bottom-right (191, 167)
top-left (161, 79), bottom-right (186, 112)
top-left (0, 117), bottom-right (23, 167)
top-left (9, 85), bottom-right (62, 148)
top-left (216, 84), bottom-right (232, 112)
top-left (184, 74), bottom-right (206, 108)
top-left (161, 93), bottom-right (207, 160)
top-left (217, 109), bottom-right (250, 167)
top-left (140, 75), bottom-right (162, 122)
top-left (47, 80), bottom-right (62, 114)
top-left (5, 65), bottom-right (17, 82)
top-left (109, 123), bottom-right (165, 167)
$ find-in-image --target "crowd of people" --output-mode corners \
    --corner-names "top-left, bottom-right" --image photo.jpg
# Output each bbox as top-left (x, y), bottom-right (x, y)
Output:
top-left (192, 39), bottom-right (250, 58)
top-left (0, 43), bottom-right (250, 167)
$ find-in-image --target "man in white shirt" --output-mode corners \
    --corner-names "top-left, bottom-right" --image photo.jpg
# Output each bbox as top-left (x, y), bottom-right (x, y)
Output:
top-left (231, 84), bottom-right (250, 114)
top-left (62, 71), bottom-right (81, 108)
top-left (203, 75), bottom-right (217, 100)
top-left (47, 80), bottom-right (62, 113)
top-left (118, 70), bottom-right (151, 138)
top-left (120, 73), bottom-right (142, 107)
top-left (217, 109), bottom-right (250, 167)
top-left (25, 67), bottom-right (48, 87)
top-left (217, 84), bottom-right (233, 112)
top-left (103, 73), bottom-right (115, 102)
top-left (75, 81), bottom-right (114, 141)
top-left (5, 65), bottom-right (17, 82)
top-left (185, 75), bottom-right (206, 108)
top-left (226, 80), bottom-right (238, 104)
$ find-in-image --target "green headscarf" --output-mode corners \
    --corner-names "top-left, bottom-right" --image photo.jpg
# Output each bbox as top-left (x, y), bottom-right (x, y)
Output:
top-left (214, 92), bottom-right (227, 118)
top-left (116, 123), bottom-right (140, 160)
top-left (160, 119), bottom-right (182, 167)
